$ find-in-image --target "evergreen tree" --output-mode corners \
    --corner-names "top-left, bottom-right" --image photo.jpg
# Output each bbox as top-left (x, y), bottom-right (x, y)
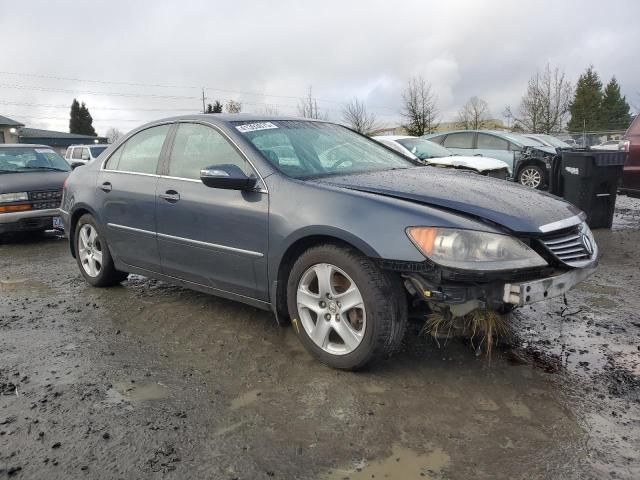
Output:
top-left (568, 66), bottom-right (603, 132)
top-left (601, 76), bottom-right (632, 130)
top-left (205, 103), bottom-right (214, 113)
top-left (212, 100), bottom-right (223, 113)
top-left (78, 102), bottom-right (97, 136)
top-left (69, 99), bottom-right (82, 134)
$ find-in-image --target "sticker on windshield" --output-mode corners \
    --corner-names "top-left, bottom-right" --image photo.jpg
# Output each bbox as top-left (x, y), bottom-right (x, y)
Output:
top-left (35, 148), bottom-right (56, 154)
top-left (235, 122), bottom-right (278, 133)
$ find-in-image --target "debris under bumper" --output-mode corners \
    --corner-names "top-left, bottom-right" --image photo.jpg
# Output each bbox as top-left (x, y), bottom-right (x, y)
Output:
top-left (502, 266), bottom-right (597, 307)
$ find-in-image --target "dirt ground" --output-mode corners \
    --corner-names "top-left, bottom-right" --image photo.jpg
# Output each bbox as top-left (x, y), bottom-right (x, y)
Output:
top-left (1, 196), bottom-right (639, 480)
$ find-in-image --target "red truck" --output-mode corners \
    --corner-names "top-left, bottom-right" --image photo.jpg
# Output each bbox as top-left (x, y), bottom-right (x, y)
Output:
top-left (621, 115), bottom-right (640, 196)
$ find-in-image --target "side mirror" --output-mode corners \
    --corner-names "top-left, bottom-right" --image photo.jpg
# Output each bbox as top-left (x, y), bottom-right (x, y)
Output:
top-left (200, 164), bottom-right (258, 190)
top-left (70, 161), bottom-right (85, 170)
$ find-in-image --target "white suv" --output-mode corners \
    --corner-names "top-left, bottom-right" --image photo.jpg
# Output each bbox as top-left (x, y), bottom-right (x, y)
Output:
top-left (64, 144), bottom-right (109, 166)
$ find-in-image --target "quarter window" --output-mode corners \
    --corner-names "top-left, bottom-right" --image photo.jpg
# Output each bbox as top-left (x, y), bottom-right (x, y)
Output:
top-left (443, 132), bottom-right (474, 149)
top-left (168, 123), bottom-right (252, 180)
top-left (477, 134), bottom-right (509, 150)
top-left (105, 124), bottom-right (170, 174)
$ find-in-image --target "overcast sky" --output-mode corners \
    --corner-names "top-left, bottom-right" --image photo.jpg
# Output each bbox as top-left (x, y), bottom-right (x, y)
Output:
top-left (1, 0), bottom-right (638, 135)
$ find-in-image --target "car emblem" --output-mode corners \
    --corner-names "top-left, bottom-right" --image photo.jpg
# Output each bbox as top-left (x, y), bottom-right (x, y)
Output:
top-left (581, 234), bottom-right (593, 255)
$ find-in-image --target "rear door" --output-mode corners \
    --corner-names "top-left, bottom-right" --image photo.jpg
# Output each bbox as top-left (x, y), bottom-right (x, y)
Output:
top-left (97, 124), bottom-right (172, 272)
top-left (442, 132), bottom-right (475, 156)
top-left (156, 122), bottom-right (268, 300)
top-left (475, 133), bottom-right (516, 173)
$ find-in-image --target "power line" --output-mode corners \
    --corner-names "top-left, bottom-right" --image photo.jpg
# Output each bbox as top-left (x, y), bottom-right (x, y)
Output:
top-left (0, 70), bottom-right (397, 111)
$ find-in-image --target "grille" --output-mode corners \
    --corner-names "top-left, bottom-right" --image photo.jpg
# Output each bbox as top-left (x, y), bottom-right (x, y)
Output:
top-left (541, 225), bottom-right (593, 265)
top-left (28, 189), bottom-right (62, 210)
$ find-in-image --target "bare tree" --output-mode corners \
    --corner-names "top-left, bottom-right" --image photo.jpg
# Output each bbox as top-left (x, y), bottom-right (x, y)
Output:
top-left (298, 86), bottom-right (326, 119)
top-left (105, 127), bottom-right (123, 144)
top-left (514, 64), bottom-right (573, 133)
top-left (341, 98), bottom-right (378, 134)
top-left (225, 100), bottom-right (242, 114)
top-left (456, 96), bottom-right (491, 130)
top-left (400, 76), bottom-right (439, 136)
top-left (260, 104), bottom-right (280, 116)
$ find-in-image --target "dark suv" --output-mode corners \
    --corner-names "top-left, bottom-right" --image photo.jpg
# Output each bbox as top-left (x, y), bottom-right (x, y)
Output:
top-left (620, 115), bottom-right (640, 196)
top-left (61, 115), bottom-right (598, 369)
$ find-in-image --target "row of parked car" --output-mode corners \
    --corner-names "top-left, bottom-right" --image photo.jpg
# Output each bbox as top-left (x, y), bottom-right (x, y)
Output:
top-left (0, 114), bottom-right (636, 369)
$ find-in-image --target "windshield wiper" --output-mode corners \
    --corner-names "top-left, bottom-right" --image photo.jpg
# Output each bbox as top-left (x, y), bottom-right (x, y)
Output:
top-left (19, 166), bottom-right (68, 172)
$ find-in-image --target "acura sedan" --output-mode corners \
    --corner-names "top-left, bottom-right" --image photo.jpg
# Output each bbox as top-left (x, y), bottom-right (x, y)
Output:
top-left (61, 115), bottom-right (598, 369)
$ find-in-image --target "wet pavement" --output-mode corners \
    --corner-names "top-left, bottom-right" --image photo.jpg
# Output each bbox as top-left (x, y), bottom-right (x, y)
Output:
top-left (1, 196), bottom-right (639, 479)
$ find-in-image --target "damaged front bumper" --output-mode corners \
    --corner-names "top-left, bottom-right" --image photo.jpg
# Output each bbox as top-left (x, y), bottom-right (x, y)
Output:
top-left (401, 262), bottom-right (597, 314)
top-left (502, 266), bottom-right (596, 306)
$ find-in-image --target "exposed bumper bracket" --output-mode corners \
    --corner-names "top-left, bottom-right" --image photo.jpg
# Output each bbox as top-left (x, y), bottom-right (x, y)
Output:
top-left (503, 266), bottom-right (597, 306)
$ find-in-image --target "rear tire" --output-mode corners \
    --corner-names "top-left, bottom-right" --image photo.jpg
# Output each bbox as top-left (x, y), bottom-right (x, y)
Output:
top-left (74, 214), bottom-right (128, 287)
top-left (286, 244), bottom-right (407, 370)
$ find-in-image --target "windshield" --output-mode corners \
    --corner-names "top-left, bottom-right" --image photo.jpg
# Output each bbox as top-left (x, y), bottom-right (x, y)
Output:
top-left (535, 135), bottom-right (571, 148)
top-left (90, 146), bottom-right (108, 157)
top-left (0, 147), bottom-right (70, 173)
top-left (234, 120), bottom-right (416, 178)
top-left (499, 132), bottom-right (545, 147)
top-left (395, 138), bottom-right (452, 160)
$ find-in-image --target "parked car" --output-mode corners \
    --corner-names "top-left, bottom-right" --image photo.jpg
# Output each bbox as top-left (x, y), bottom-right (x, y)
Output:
top-left (61, 115), bottom-right (598, 369)
top-left (0, 144), bottom-right (70, 234)
top-left (591, 140), bottom-right (620, 151)
top-left (373, 135), bottom-right (509, 179)
top-left (64, 144), bottom-right (109, 166)
top-left (620, 115), bottom-right (640, 196)
top-left (424, 130), bottom-right (559, 189)
top-left (523, 134), bottom-right (572, 149)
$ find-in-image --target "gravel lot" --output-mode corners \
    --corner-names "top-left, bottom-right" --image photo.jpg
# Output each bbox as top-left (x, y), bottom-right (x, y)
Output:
top-left (1, 195), bottom-right (639, 479)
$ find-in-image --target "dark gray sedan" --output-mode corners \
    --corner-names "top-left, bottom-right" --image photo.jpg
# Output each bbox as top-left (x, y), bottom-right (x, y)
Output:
top-left (61, 115), bottom-right (597, 369)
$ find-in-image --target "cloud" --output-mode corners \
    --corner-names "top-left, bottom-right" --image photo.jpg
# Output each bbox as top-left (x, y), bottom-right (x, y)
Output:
top-left (0, 0), bottom-right (638, 133)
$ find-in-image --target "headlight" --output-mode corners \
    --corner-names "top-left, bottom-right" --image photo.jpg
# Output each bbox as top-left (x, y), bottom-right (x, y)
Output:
top-left (0, 192), bottom-right (28, 203)
top-left (406, 227), bottom-right (547, 271)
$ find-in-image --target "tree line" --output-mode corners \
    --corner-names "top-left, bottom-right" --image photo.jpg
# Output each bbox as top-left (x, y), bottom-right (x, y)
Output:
top-left (68, 64), bottom-right (633, 142)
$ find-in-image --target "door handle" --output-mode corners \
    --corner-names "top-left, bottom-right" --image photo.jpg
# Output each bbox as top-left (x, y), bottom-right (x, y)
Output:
top-left (99, 182), bottom-right (112, 192)
top-left (159, 190), bottom-right (180, 202)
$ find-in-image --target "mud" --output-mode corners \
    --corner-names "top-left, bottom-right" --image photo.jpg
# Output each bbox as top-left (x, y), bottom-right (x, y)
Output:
top-left (1, 195), bottom-right (639, 479)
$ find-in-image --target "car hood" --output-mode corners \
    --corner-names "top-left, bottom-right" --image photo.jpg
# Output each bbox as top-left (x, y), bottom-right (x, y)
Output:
top-left (0, 171), bottom-right (69, 193)
top-left (313, 167), bottom-right (580, 234)
top-left (527, 145), bottom-right (558, 156)
top-left (428, 155), bottom-right (509, 171)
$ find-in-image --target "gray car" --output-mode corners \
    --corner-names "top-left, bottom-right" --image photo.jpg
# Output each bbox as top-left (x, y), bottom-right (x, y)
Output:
top-left (61, 115), bottom-right (597, 369)
top-left (0, 144), bottom-right (69, 234)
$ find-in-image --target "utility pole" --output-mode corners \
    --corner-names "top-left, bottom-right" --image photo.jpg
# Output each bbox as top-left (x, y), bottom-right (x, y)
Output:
top-left (201, 89), bottom-right (206, 114)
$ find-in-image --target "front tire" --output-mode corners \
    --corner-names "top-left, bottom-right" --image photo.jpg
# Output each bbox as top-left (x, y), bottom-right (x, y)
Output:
top-left (286, 244), bottom-right (407, 370)
top-left (518, 164), bottom-right (545, 189)
top-left (74, 214), bottom-right (128, 287)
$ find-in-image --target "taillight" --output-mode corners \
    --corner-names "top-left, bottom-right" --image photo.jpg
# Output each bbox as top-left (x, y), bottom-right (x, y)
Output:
top-left (620, 140), bottom-right (630, 152)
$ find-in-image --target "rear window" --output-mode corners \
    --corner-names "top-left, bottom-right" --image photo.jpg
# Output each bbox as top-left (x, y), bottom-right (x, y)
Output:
top-left (0, 147), bottom-right (70, 173)
top-left (443, 132), bottom-right (474, 149)
top-left (90, 146), bottom-right (108, 158)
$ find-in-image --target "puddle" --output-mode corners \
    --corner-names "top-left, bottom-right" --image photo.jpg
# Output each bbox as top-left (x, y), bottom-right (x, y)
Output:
top-left (230, 389), bottom-right (261, 410)
top-left (106, 382), bottom-right (169, 404)
top-left (0, 277), bottom-right (53, 294)
top-left (325, 444), bottom-right (450, 480)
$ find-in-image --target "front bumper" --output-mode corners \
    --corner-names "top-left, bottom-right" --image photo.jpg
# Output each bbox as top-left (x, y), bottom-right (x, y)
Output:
top-left (0, 208), bottom-right (61, 233)
top-left (503, 265), bottom-right (596, 306)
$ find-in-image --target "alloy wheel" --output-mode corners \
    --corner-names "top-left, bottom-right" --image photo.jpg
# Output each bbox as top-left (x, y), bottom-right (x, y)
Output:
top-left (296, 263), bottom-right (366, 356)
top-left (520, 167), bottom-right (542, 188)
top-left (78, 224), bottom-right (103, 277)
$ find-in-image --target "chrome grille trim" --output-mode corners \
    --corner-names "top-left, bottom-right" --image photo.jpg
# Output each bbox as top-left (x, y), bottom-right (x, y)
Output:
top-left (540, 222), bottom-right (596, 267)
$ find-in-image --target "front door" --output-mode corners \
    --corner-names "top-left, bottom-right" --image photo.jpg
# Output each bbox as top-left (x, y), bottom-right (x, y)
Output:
top-left (156, 122), bottom-right (268, 300)
top-left (97, 124), bottom-right (171, 272)
top-left (475, 133), bottom-right (515, 173)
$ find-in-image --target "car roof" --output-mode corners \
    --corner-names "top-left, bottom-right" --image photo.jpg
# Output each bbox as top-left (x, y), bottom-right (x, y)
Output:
top-left (68, 144), bottom-right (109, 148)
top-left (0, 143), bottom-right (51, 148)
top-left (373, 135), bottom-right (418, 141)
top-left (137, 113), bottom-right (329, 130)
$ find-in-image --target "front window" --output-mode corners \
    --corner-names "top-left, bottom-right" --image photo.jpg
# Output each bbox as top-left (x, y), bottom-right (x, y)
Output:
top-left (395, 138), bottom-right (453, 160)
top-left (0, 147), bottom-right (70, 173)
top-left (443, 132), bottom-right (474, 149)
top-left (233, 120), bottom-right (416, 178)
